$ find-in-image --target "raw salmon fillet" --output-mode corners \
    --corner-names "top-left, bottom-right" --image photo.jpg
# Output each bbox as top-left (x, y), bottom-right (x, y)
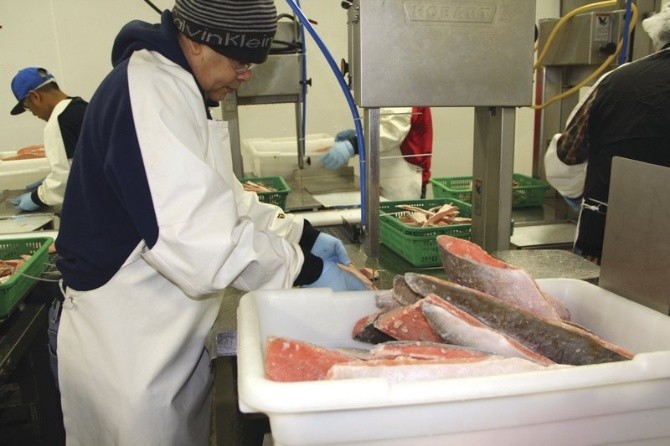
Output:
top-left (352, 311), bottom-right (396, 344)
top-left (265, 336), bottom-right (361, 382)
top-left (373, 300), bottom-right (442, 343)
top-left (326, 356), bottom-right (561, 383)
top-left (404, 273), bottom-right (633, 365)
top-left (422, 296), bottom-right (554, 365)
top-left (437, 235), bottom-right (569, 321)
top-left (369, 341), bottom-right (491, 361)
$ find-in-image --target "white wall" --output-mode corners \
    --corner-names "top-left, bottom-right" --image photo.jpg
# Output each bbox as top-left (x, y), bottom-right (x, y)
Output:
top-left (1, 0), bottom-right (559, 180)
top-left (0, 0), bottom-right (173, 150)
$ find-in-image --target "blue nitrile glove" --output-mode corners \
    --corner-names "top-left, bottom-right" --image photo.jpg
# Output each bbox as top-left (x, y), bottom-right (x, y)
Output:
top-left (310, 233), bottom-right (351, 265)
top-left (9, 192), bottom-right (41, 212)
top-left (320, 140), bottom-right (354, 170)
top-left (25, 177), bottom-right (45, 191)
top-left (564, 196), bottom-right (582, 212)
top-left (304, 258), bottom-right (368, 292)
top-left (335, 129), bottom-right (356, 142)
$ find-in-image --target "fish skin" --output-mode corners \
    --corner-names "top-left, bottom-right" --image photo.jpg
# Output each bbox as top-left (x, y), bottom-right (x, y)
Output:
top-left (326, 356), bottom-right (560, 383)
top-left (392, 275), bottom-right (424, 306)
top-left (374, 289), bottom-right (402, 311)
top-left (422, 297), bottom-right (554, 366)
top-left (369, 340), bottom-right (491, 361)
top-left (436, 235), bottom-right (567, 321)
top-left (404, 273), bottom-right (633, 365)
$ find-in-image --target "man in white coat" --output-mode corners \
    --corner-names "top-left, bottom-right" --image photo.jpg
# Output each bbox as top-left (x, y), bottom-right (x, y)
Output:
top-left (8, 67), bottom-right (87, 212)
top-left (55, 1), bottom-right (367, 444)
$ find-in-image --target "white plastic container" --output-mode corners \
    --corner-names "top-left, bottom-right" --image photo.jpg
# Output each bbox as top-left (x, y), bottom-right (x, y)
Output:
top-left (242, 134), bottom-right (333, 178)
top-left (236, 279), bottom-right (670, 446)
top-left (0, 151), bottom-right (50, 190)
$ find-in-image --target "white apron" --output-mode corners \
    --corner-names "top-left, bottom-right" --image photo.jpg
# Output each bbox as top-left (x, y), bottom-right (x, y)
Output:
top-left (379, 153), bottom-right (423, 200)
top-left (57, 120), bottom-right (229, 446)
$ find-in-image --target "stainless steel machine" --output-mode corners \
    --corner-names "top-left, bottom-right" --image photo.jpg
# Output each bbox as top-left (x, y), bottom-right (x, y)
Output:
top-left (535, 0), bottom-right (658, 194)
top-left (600, 158), bottom-right (670, 314)
top-left (346, 0), bottom-right (536, 256)
top-left (222, 18), bottom-right (306, 178)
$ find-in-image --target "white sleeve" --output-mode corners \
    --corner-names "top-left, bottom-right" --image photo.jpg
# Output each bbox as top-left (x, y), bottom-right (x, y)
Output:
top-left (544, 134), bottom-right (587, 199)
top-left (37, 99), bottom-right (72, 207)
top-left (129, 51), bottom-right (304, 296)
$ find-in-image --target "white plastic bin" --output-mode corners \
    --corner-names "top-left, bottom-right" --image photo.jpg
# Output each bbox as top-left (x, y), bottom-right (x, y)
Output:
top-left (242, 134), bottom-right (333, 178)
top-left (237, 279), bottom-right (670, 446)
top-left (0, 151), bottom-right (50, 190)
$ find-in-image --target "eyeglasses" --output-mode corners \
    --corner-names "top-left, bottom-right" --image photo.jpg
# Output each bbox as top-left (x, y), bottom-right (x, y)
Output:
top-left (230, 59), bottom-right (256, 74)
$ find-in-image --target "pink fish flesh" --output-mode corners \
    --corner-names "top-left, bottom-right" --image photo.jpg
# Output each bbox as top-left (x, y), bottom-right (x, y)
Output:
top-left (436, 235), bottom-right (569, 321)
top-left (373, 299), bottom-right (442, 343)
top-left (265, 336), bottom-right (361, 382)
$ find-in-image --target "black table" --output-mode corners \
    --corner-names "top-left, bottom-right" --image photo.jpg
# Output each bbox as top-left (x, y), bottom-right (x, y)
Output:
top-left (0, 281), bottom-right (65, 446)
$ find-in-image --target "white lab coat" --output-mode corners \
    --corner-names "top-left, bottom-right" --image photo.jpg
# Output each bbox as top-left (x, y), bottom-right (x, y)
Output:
top-left (58, 50), bottom-right (307, 445)
top-left (351, 107), bottom-right (423, 200)
top-left (37, 98), bottom-right (74, 208)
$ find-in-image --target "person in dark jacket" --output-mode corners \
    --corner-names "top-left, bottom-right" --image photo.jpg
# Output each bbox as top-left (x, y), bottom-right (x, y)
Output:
top-left (545, 5), bottom-right (670, 264)
top-left (54, 1), bottom-right (365, 444)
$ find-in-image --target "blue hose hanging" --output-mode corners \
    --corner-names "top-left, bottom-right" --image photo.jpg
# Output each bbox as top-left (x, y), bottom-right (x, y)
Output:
top-left (285, 0), bottom-right (367, 223)
top-left (296, 0), bottom-right (308, 147)
top-left (618, 0), bottom-right (633, 65)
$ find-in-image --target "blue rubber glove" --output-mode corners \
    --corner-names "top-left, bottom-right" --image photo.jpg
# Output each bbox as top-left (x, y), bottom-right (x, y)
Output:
top-left (335, 129), bottom-right (356, 142)
top-left (25, 177), bottom-right (45, 191)
top-left (9, 192), bottom-right (41, 212)
top-left (564, 196), bottom-right (582, 212)
top-left (320, 140), bottom-right (354, 170)
top-left (311, 233), bottom-right (351, 265)
top-left (303, 258), bottom-right (368, 292)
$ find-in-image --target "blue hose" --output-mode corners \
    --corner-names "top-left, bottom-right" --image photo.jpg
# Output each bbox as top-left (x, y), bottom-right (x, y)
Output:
top-left (296, 0), bottom-right (307, 146)
top-left (618, 0), bottom-right (633, 65)
top-left (285, 0), bottom-right (367, 222)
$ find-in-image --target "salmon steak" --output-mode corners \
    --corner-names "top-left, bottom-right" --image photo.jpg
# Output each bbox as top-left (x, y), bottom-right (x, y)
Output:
top-left (436, 235), bottom-right (570, 321)
top-left (265, 336), bottom-right (362, 382)
top-left (404, 273), bottom-right (633, 365)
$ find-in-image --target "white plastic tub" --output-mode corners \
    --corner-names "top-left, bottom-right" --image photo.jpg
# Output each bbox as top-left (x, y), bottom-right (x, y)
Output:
top-left (242, 134), bottom-right (333, 178)
top-left (236, 279), bottom-right (670, 446)
top-left (0, 151), bottom-right (50, 190)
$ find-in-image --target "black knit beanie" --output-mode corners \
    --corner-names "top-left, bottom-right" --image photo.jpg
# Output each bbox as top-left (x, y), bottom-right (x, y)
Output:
top-left (173, 0), bottom-right (277, 64)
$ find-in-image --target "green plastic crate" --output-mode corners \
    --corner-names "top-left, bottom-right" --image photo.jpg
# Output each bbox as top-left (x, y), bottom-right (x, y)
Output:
top-left (379, 198), bottom-right (472, 267)
top-left (430, 173), bottom-right (550, 208)
top-left (0, 237), bottom-right (53, 318)
top-left (240, 176), bottom-right (291, 209)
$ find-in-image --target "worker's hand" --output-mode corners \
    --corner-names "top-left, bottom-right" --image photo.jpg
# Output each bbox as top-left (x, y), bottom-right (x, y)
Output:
top-left (303, 258), bottom-right (368, 292)
top-left (335, 129), bottom-right (356, 142)
top-left (311, 233), bottom-right (351, 265)
top-left (9, 192), bottom-right (41, 212)
top-left (25, 177), bottom-right (45, 191)
top-left (320, 140), bottom-right (354, 170)
top-left (563, 196), bottom-right (582, 212)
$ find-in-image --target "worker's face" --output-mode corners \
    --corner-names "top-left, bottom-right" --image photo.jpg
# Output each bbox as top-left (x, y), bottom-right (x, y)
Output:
top-left (22, 91), bottom-right (49, 122)
top-left (185, 38), bottom-right (253, 102)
